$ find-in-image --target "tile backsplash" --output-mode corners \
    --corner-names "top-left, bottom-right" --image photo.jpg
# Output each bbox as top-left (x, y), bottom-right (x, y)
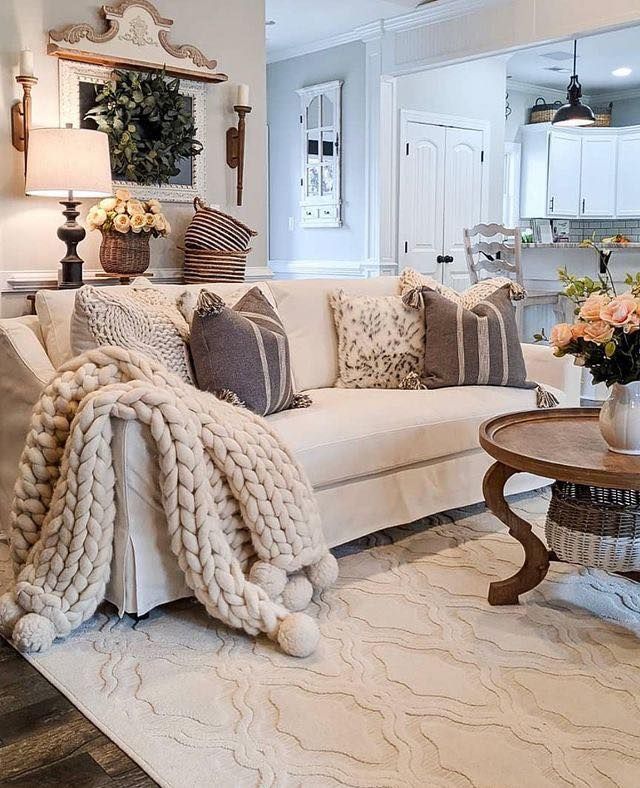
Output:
top-left (566, 219), bottom-right (640, 243)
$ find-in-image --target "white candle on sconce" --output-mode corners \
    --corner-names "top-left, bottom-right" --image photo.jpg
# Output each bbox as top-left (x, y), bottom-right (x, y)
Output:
top-left (19, 49), bottom-right (34, 77)
top-left (237, 83), bottom-right (250, 107)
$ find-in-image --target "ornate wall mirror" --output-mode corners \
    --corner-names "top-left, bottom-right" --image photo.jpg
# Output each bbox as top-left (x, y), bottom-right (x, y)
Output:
top-left (296, 80), bottom-right (342, 228)
top-left (59, 60), bottom-right (207, 203)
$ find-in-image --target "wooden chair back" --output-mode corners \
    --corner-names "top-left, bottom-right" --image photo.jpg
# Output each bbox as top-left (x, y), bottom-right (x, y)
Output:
top-left (463, 223), bottom-right (523, 286)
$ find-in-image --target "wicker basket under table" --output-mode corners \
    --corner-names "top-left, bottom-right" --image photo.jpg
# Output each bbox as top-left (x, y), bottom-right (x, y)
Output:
top-left (547, 482), bottom-right (640, 572)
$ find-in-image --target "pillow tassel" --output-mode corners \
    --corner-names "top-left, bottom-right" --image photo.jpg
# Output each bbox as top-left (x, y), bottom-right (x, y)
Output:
top-left (196, 290), bottom-right (225, 317)
top-left (400, 372), bottom-right (427, 391)
top-left (401, 288), bottom-right (425, 310)
top-left (215, 389), bottom-right (246, 408)
top-left (509, 282), bottom-right (527, 302)
top-left (536, 384), bottom-right (559, 409)
top-left (291, 393), bottom-right (313, 409)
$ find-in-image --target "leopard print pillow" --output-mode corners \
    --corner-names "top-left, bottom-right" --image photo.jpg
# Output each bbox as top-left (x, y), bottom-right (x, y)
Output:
top-left (330, 289), bottom-right (425, 389)
top-left (399, 267), bottom-right (525, 309)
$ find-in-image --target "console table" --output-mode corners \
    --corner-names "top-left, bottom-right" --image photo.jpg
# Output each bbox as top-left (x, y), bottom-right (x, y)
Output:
top-left (479, 408), bottom-right (640, 605)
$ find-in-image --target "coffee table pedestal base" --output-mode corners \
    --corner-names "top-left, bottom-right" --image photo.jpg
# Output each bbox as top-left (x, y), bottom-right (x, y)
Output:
top-left (483, 462), bottom-right (551, 605)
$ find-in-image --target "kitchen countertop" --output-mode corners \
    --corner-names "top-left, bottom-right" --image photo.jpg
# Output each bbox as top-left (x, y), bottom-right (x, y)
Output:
top-left (522, 242), bottom-right (640, 249)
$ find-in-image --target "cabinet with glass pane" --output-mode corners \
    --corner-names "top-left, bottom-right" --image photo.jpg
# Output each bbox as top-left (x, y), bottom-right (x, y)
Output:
top-left (296, 81), bottom-right (342, 228)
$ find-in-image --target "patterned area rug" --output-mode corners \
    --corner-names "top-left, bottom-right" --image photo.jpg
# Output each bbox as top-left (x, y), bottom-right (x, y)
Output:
top-left (2, 492), bottom-right (640, 788)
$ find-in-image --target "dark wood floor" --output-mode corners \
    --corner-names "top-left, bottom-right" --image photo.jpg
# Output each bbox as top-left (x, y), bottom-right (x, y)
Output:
top-left (0, 638), bottom-right (157, 787)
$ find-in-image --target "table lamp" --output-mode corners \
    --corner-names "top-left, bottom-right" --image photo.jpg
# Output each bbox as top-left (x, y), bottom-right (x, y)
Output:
top-left (25, 126), bottom-right (113, 289)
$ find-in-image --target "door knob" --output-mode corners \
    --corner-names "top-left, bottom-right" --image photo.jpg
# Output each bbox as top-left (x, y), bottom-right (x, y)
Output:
top-left (444, 255), bottom-right (454, 263)
top-left (436, 255), bottom-right (445, 264)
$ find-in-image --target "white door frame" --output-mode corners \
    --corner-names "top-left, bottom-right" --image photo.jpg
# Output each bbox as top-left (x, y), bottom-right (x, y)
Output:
top-left (397, 109), bottom-right (491, 264)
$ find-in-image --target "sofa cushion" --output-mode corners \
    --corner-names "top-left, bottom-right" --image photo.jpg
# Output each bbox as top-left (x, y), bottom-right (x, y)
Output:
top-left (189, 288), bottom-right (298, 415)
top-left (70, 285), bottom-right (193, 383)
top-left (269, 277), bottom-right (398, 392)
top-left (268, 385), bottom-right (564, 489)
top-left (36, 280), bottom-right (274, 368)
top-left (330, 289), bottom-right (425, 389)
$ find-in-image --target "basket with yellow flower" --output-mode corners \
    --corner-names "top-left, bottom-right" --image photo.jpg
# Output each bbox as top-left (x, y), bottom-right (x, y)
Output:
top-left (87, 189), bottom-right (171, 277)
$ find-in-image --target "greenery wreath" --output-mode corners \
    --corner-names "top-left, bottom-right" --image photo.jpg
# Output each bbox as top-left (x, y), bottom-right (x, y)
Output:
top-left (86, 69), bottom-right (203, 186)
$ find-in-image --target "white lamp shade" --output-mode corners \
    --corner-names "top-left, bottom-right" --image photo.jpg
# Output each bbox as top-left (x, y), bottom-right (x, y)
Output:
top-left (25, 128), bottom-right (113, 198)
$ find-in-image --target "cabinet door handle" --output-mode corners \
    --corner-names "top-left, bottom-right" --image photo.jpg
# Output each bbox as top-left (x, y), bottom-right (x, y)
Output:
top-left (436, 255), bottom-right (445, 264)
top-left (549, 197), bottom-right (554, 213)
top-left (582, 198), bottom-right (586, 213)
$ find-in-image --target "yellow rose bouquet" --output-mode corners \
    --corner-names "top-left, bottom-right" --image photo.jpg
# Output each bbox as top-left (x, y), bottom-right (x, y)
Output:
top-left (86, 189), bottom-right (172, 239)
top-left (87, 189), bottom-right (171, 277)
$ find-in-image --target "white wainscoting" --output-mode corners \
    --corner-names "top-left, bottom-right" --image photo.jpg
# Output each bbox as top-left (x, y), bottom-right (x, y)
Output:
top-left (269, 260), bottom-right (398, 280)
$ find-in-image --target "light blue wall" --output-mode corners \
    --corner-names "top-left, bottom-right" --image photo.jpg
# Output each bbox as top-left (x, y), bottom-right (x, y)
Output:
top-left (267, 42), bottom-right (366, 264)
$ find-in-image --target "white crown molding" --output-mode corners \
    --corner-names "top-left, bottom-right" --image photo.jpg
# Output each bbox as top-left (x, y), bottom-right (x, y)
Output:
top-left (382, 0), bottom-right (488, 33)
top-left (506, 79), bottom-right (567, 99)
top-left (267, 0), bottom-right (491, 64)
top-left (589, 87), bottom-right (640, 102)
top-left (507, 78), bottom-right (640, 104)
top-left (268, 21), bottom-right (382, 65)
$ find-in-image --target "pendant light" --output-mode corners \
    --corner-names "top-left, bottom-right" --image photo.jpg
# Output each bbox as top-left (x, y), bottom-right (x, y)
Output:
top-left (552, 40), bottom-right (595, 127)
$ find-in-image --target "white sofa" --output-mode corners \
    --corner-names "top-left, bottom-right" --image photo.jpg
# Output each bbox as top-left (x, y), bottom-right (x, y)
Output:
top-left (0, 276), bottom-right (581, 615)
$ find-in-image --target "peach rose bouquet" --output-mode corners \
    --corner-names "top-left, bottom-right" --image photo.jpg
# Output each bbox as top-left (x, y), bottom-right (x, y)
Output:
top-left (538, 268), bottom-right (640, 387)
top-left (86, 189), bottom-right (172, 239)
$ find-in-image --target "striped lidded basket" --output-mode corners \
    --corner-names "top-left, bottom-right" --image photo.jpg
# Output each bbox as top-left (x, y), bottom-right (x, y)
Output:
top-left (182, 198), bottom-right (258, 284)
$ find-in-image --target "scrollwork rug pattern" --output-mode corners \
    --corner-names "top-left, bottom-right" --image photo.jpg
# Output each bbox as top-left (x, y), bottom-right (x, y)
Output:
top-left (2, 492), bottom-right (640, 787)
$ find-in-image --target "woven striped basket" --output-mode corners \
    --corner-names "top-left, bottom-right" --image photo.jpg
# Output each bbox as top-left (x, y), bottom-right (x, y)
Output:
top-left (182, 198), bottom-right (257, 283)
top-left (182, 247), bottom-right (250, 284)
top-left (546, 482), bottom-right (640, 572)
top-left (184, 198), bottom-right (257, 252)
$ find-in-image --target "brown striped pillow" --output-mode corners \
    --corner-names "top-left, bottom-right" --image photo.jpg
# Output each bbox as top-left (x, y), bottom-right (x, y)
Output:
top-left (408, 285), bottom-right (535, 391)
top-left (189, 287), bottom-right (309, 416)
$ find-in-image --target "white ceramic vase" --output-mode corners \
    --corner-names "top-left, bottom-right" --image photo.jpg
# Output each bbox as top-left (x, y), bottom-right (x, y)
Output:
top-left (599, 381), bottom-right (640, 455)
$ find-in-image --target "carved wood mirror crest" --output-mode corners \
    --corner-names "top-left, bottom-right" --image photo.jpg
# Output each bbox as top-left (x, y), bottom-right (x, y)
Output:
top-left (48, 0), bottom-right (228, 83)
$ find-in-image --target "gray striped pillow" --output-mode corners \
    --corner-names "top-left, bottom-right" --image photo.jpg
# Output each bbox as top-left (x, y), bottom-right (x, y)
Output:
top-left (189, 287), bottom-right (307, 416)
top-left (410, 285), bottom-right (534, 390)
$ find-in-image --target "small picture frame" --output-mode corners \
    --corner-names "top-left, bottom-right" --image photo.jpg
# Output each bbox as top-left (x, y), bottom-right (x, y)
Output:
top-left (552, 219), bottom-right (571, 243)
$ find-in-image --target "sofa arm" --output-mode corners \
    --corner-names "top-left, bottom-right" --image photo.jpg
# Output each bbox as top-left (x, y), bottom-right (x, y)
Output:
top-left (0, 316), bottom-right (55, 535)
top-left (521, 343), bottom-right (581, 406)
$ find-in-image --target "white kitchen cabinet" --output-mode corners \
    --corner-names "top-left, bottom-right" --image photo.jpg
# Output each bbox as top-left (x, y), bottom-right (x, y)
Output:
top-left (617, 131), bottom-right (640, 217)
top-left (520, 124), bottom-right (640, 220)
top-left (580, 135), bottom-right (617, 218)
top-left (547, 130), bottom-right (581, 218)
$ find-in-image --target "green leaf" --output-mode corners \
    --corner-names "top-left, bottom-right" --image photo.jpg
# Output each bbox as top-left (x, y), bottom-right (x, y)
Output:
top-left (605, 341), bottom-right (617, 358)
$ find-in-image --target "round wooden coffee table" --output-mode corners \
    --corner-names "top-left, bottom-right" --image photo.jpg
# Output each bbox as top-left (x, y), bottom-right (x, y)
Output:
top-left (479, 408), bottom-right (640, 605)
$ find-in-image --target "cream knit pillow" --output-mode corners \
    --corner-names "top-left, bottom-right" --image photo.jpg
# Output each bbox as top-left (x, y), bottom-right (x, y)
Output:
top-left (330, 289), bottom-right (425, 389)
top-left (70, 285), bottom-right (194, 384)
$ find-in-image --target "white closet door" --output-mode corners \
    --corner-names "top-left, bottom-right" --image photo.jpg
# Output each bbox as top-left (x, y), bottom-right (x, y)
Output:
top-left (398, 122), bottom-right (446, 277)
top-left (443, 126), bottom-right (484, 290)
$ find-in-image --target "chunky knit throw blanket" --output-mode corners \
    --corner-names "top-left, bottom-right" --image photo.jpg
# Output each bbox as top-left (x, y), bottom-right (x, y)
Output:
top-left (0, 347), bottom-right (337, 657)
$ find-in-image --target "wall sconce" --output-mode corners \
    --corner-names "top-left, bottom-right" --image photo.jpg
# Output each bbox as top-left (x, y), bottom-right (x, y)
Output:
top-left (226, 84), bottom-right (252, 206)
top-left (11, 50), bottom-right (38, 179)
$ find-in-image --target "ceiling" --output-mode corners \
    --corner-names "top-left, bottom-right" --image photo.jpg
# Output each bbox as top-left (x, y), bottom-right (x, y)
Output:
top-left (507, 25), bottom-right (640, 95)
top-left (266, 0), bottom-right (424, 61)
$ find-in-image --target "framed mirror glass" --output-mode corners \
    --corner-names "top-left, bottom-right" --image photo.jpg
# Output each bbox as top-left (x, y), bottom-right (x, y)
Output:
top-left (296, 80), bottom-right (342, 227)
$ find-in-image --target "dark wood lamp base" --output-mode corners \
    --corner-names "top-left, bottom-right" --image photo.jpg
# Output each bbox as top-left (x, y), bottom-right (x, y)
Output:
top-left (57, 199), bottom-right (85, 289)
